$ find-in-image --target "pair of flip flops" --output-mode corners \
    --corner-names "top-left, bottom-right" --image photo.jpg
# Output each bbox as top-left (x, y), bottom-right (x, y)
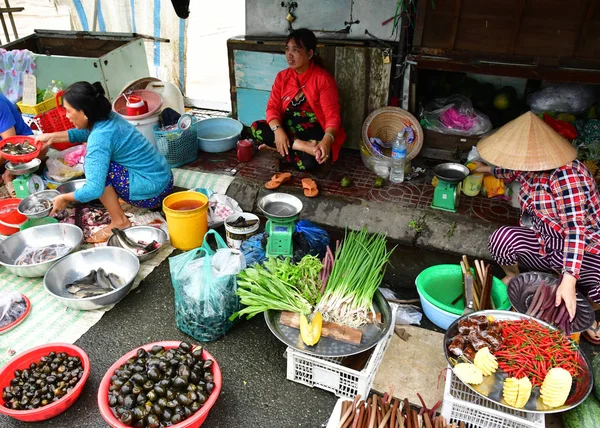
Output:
top-left (583, 320), bottom-right (600, 345)
top-left (264, 173), bottom-right (319, 197)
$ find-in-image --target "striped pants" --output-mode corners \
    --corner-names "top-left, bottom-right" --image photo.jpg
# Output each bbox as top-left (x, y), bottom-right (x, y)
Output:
top-left (489, 226), bottom-right (600, 303)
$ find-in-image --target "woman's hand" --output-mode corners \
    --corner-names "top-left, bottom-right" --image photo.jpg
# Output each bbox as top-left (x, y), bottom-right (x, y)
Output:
top-left (470, 161), bottom-right (492, 175)
top-left (35, 133), bottom-right (57, 150)
top-left (555, 273), bottom-right (577, 321)
top-left (50, 193), bottom-right (72, 216)
top-left (274, 128), bottom-right (290, 156)
top-left (314, 137), bottom-right (332, 164)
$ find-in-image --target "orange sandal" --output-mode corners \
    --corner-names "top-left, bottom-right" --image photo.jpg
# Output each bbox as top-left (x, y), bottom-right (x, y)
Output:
top-left (265, 172), bottom-right (292, 190)
top-left (301, 178), bottom-right (319, 198)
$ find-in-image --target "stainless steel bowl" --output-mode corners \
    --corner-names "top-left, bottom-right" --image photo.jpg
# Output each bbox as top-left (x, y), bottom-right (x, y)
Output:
top-left (0, 224), bottom-right (83, 277)
top-left (433, 163), bottom-right (470, 183)
top-left (106, 226), bottom-right (168, 262)
top-left (44, 247), bottom-right (140, 310)
top-left (17, 190), bottom-right (60, 219)
top-left (258, 193), bottom-right (303, 219)
top-left (56, 179), bottom-right (86, 196)
top-left (5, 158), bottom-right (41, 176)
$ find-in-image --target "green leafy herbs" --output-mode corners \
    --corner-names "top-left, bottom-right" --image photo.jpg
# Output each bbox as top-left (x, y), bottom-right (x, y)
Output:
top-left (231, 255), bottom-right (323, 320)
top-left (315, 228), bottom-right (394, 328)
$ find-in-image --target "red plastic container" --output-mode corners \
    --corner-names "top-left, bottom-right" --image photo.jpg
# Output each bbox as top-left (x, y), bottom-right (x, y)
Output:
top-left (98, 341), bottom-right (222, 428)
top-left (0, 343), bottom-right (90, 422)
top-left (0, 136), bottom-right (41, 164)
top-left (33, 91), bottom-right (75, 135)
top-left (237, 139), bottom-right (254, 162)
top-left (0, 198), bottom-right (26, 236)
top-left (0, 294), bottom-right (31, 334)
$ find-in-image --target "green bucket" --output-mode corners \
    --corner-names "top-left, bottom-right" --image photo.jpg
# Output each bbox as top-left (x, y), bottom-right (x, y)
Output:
top-left (20, 217), bottom-right (58, 231)
top-left (415, 264), bottom-right (511, 315)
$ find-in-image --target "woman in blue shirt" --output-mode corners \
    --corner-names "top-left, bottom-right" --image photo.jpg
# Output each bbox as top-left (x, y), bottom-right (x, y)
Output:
top-left (36, 82), bottom-right (173, 243)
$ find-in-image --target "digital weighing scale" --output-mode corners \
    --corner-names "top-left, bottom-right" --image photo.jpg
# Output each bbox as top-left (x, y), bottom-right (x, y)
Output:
top-left (431, 163), bottom-right (470, 213)
top-left (5, 158), bottom-right (44, 199)
top-left (258, 193), bottom-right (303, 258)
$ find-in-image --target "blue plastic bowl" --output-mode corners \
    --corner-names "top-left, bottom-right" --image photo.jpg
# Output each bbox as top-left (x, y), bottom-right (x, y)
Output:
top-left (195, 117), bottom-right (243, 153)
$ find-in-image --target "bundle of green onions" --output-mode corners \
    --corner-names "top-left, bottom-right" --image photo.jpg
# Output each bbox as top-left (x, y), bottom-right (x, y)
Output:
top-left (230, 256), bottom-right (322, 320)
top-left (315, 228), bottom-right (394, 328)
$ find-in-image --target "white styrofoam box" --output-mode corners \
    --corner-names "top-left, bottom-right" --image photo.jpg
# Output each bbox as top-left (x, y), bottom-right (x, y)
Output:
top-left (285, 305), bottom-right (396, 399)
top-left (441, 367), bottom-right (545, 428)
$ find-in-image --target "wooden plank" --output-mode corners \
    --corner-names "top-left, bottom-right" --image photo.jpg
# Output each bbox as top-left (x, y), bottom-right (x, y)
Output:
top-left (413, 0), bottom-right (428, 48)
top-left (233, 50), bottom-right (287, 91)
top-left (236, 88), bottom-right (271, 127)
top-left (279, 311), bottom-right (363, 345)
top-left (449, 0), bottom-right (463, 50)
top-left (510, 0), bottom-right (527, 54)
top-left (574, 0), bottom-right (597, 57)
top-left (408, 54), bottom-right (600, 84)
top-left (367, 48), bottom-right (392, 116)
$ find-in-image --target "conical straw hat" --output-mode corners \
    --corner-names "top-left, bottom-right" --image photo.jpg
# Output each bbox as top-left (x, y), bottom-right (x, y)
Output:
top-left (477, 112), bottom-right (577, 171)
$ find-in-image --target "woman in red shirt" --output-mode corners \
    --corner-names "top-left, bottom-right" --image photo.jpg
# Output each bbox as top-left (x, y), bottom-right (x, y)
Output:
top-left (473, 112), bottom-right (600, 344)
top-left (251, 28), bottom-right (346, 173)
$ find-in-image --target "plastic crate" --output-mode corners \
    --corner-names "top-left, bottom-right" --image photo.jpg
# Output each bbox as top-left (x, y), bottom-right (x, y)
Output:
top-left (17, 97), bottom-right (58, 116)
top-left (285, 306), bottom-right (396, 399)
top-left (154, 125), bottom-right (198, 168)
top-left (441, 367), bottom-right (545, 428)
top-left (32, 91), bottom-right (74, 134)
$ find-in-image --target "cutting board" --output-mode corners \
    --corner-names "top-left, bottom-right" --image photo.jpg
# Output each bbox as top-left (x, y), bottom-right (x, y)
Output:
top-left (372, 325), bottom-right (447, 408)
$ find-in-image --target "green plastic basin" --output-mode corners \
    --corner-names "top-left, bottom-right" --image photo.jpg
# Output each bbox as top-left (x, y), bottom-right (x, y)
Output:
top-left (415, 264), bottom-right (511, 315)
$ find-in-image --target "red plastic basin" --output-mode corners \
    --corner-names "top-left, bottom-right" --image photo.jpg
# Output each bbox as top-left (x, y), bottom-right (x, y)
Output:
top-left (0, 198), bottom-right (26, 236)
top-left (0, 343), bottom-right (90, 422)
top-left (0, 136), bottom-right (41, 164)
top-left (98, 341), bottom-right (222, 428)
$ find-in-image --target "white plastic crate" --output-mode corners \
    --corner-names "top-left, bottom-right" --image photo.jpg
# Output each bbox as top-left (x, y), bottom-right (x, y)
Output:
top-left (441, 367), bottom-right (545, 428)
top-left (285, 306), bottom-right (396, 399)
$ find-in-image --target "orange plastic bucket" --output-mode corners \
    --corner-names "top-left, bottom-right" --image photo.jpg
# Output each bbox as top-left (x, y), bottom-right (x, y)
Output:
top-left (162, 191), bottom-right (209, 250)
top-left (0, 198), bottom-right (26, 236)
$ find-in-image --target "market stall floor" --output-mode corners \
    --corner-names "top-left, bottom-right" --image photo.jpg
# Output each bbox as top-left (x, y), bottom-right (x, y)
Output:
top-left (183, 147), bottom-right (520, 227)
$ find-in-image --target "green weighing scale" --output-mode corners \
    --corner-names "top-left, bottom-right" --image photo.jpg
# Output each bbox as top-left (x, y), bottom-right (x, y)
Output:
top-left (431, 163), bottom-right (470, 213)
top-left (5, 158), bottom-right (45, 199)
top-left (258, 193), bottom-right (303, 258)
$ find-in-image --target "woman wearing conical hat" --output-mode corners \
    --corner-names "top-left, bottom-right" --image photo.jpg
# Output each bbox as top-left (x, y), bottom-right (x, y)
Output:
top-left (472, 112), bottom-right (600, 344)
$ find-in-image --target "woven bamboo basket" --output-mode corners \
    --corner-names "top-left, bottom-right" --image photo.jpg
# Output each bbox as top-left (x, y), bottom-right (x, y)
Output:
top-left (361, 107), bottom-right (424, 161)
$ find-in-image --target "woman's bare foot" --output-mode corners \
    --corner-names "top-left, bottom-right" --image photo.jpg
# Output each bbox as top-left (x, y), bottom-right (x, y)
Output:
top-left (584, 320), bottom-right (600, 344)
top-left (292, 139), bottom-right (318, 155)
top-left (501, 275), bottom-right (516, 286)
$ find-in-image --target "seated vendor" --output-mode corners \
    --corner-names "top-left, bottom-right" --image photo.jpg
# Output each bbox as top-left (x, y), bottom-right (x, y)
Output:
top-left (251, 28), bottom-right (346, 173)
top-left (36, 81), bottom-right (173, 243)
top-left (472, 112), bottom-right (600, 345)
top-left (0, 92), bottom-right (40, 188)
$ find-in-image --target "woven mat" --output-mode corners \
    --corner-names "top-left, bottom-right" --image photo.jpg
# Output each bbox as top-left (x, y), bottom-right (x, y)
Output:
top-left (172, 168), bottom-right (234, 193)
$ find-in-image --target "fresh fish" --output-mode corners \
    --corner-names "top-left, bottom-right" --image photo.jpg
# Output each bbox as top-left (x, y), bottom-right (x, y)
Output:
top-left (96, 268), bottom-right (113, 289)
top-left (108, 273), bottom-right (125, 289)
top-left (66, 284), bottom-right (110, 295)
top-left (112, 228), bottom-right (161, 255)
top-left (64, 269), bottom-right (125, 299)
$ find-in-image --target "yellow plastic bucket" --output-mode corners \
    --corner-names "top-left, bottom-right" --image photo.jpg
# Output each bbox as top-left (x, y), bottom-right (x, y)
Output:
top-left (163, 191), bottom-right (209, 250)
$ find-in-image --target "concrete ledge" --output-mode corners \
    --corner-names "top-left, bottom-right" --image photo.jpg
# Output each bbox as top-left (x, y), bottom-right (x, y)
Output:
top-left (226, 176), bottom-right (497, 259)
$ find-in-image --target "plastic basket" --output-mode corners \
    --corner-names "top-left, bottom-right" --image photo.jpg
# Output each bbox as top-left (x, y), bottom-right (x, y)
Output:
top-left (0, 136), bottom-right (41, 163)
top-left (33, 91), bottom-right (74, 134)
top-left (154, 124), bottom-right (199, 168)
top-left (416, 264), bottom-right (511, 315)
top-left (17, 96), bottom-right (58, 116)
top-left (285, 305), bottom-right (396, 399)
top-left (441, 367), bottom-right (545, 428)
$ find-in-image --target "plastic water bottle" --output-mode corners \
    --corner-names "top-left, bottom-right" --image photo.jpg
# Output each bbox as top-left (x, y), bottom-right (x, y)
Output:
top-left (52, 80), bottom-right (63, 96)
top-left (43, 80), bottom-right (57, 101)
top-left (390, 131), bottom-right (407, 183)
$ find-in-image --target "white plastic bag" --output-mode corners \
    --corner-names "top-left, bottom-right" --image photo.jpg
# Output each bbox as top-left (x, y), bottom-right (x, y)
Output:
top-left (208, 193), bottom-right (242, 228)
top-left (46, 145), bottom-right (85, 183)
top-left (0, 291), bottom-right (27, 328)
top-left (422, 95), bottom-right (492, 136)
top-left (395, 305), bottom-right (423, 325)
top-left (528, 84), bottom-right (595, 115)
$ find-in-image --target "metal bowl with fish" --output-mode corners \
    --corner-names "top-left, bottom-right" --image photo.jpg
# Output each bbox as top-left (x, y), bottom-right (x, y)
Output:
top-left (17, 190), bottom-right (60, 219)
top-left (106, 226), bottom-right (167, 262)
top-left (0, 224), bottom-right (83, 277)
top-left (44, 247), bottom-right (140, 310)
